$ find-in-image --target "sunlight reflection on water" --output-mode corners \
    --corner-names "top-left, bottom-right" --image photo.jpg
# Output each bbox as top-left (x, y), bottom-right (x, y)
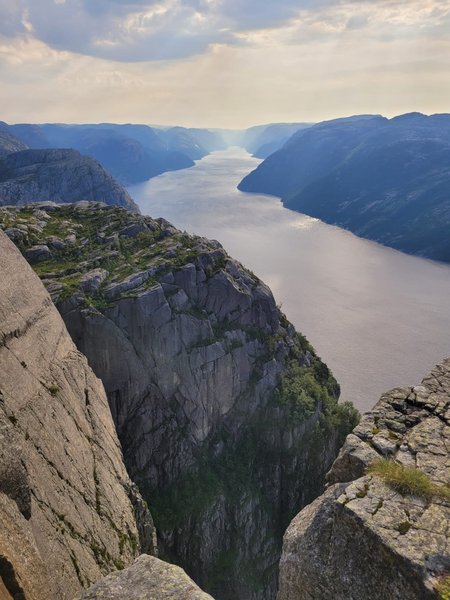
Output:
top-left (129, 148), bottom-right (450, 412)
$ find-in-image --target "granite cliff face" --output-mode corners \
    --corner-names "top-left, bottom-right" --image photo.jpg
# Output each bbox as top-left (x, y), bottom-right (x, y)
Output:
top-left (0, 230), bottom-right (156, 600)
top-left (278, 359), bottom-right (450, 600)
top-left (2, 202), bottom-right (358, 600)
top-left (0, 148), bottom-right (138, 211)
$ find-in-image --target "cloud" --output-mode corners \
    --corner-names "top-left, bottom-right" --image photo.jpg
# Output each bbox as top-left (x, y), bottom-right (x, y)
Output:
top-left (1, 0), bottom-right (449, 62)
top-left (0, 0), bottom-right (449, 127)
top-left (0, 0), bottom-right (337, 61)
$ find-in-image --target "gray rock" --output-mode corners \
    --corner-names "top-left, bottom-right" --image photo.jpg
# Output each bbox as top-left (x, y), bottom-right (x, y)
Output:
top-left (103, 271), bottom-right (150, 298)
top-left (77, 555), bottom-right (213, 599)
top-left (23, 244), bottom-right (52, 262)
top-left (80, 269), bottom-right (108, 293)
top-left (5, 227), bottom-right (28, 242)
top-left (119, 223), bottom-right (148, 238)
top-left (0, 149), bottom-right (139, 211)
top-left (371, 433), bottom-right (398, 455)
top-left (278, 359), bottom-right (450, 600)
top-left (47, 236), bottom-right (66, 250)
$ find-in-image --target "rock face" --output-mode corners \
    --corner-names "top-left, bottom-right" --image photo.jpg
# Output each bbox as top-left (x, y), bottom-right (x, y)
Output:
top-left (0, 148), bottom-right (138, 211)
top-left (239, 113), bottom-right (450, 262)
top-left (278, 359), bottom-right (450, 600)
top-left (0, 230), bottom-right (156, 600)
top-left (2, 202), bottom-right (359, 600)
top-left (77, 555), bottom-right (214, 600)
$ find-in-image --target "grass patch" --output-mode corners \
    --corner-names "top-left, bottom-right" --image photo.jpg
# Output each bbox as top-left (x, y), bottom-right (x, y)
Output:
top-left (368, 459), bottom-right (450, 501)
top-left (436, 575), bottom-right (450, 600)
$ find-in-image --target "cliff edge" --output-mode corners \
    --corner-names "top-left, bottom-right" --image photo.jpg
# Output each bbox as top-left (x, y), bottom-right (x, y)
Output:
top-left (2, 201), bottom-right (358, 600)
top-left (0, 230), bottom-right (155, 600)
top-left (278, 359), bottom-right (450, 600)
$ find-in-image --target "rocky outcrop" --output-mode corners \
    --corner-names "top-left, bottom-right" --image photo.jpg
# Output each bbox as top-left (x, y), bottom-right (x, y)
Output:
top-left (77, 555), bottom-right (213, 599)
top-left (278, 359), bottom-right (450, 600)
top-left (2, 202), bottom-right (358, 600)
top-left (0, 148), bottom-right (138, 211)
top-left (0, 230), bottom-right (155, 600)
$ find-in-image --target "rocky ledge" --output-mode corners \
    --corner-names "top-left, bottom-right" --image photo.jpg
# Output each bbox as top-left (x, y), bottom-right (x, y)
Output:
top-left (278, 359), bottom-right (450, 600)
top-left (77, 555), bottom-right (213, 600)
top-left (1, 201), bottom-right (358, 600)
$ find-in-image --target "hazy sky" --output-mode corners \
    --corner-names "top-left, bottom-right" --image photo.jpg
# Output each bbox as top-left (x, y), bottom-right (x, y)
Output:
top-left (1, 0), bottom-right (449, 128)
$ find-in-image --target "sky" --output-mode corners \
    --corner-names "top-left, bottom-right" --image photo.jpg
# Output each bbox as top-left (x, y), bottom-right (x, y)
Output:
top-left (0, 0), bottom-right (449, 128)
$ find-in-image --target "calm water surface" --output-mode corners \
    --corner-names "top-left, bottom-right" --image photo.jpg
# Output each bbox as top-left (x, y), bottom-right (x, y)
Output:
top-left (129, 148), bottom-right (450, 412)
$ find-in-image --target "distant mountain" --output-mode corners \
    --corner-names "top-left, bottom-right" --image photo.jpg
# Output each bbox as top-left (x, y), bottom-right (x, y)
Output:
top-left (0, 122), bottom-right (28, 158)
top-left (0, 148), bottom-right (138, 210)
top-left (242, 122), bottom-right (312, 158)
top-left (4, 122), bottom-right (228, 185)
top-left (157, 126), bottom-right (227, 159)
top-left (239, 113), bottom-right (450, 262)
top-left (185, 127), bottom-right (228, 153)
top-left (239, 115), bottom-right (386, 197)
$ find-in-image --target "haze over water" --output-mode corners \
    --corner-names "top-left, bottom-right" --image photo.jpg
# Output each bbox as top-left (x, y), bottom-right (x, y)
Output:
top-left (130, 147), bottom-right (450, 412)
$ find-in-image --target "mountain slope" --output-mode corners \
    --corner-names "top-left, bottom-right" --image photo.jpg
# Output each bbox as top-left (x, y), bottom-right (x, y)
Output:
top-left (239, 113), bottom-right (450, 262)
top-left (0, 148), bottom-right (138, 210)
top-left (238, 115), bottom-right (386, 197)
top-left (4, 122), bottom-right (227, 185)
top-left (0, 122), bottom-right (28, 158)
top-left (242, 123), bottom-right (312, 158)
top-left (3, 201), bottom-right (359, 600)
top-left (0, 229), bottom-right (155, 600)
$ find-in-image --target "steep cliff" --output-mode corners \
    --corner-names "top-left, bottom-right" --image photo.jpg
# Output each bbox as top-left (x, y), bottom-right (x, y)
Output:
top-left (0, 148), bottom-right (138, 211)
top-left (0, 230), bottom-right (156, 600)
top-left (278, 359), bottom-right (450, 600)
top-left (238, 113), bottom-right (450, 262)
top-left (2, 201), bottom-right (358, 600)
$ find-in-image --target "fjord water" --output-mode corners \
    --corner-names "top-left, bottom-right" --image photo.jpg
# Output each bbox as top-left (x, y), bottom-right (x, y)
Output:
top-left (129, 147), bottom-right (450, 412)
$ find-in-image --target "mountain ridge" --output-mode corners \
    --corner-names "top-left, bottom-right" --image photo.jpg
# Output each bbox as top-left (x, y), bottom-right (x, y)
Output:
top-left (238, 112), bottom-right (450, 262)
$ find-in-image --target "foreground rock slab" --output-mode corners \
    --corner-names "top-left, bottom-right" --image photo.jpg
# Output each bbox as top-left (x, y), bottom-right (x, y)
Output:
top-left (77, 555), bottom-right (214, 600)
top-left (277, 359), bottom-right (450, 600)
top-left (0, 231), bottom-right (155, 600)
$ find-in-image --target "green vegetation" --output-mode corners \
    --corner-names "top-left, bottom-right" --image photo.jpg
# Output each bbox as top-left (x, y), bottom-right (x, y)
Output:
top-left (436, 575), bottom-right (450, 600)
top-left (368, 459), bottom-right (450, 501)
top-left (1, 204), bottom-right (231, 313)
